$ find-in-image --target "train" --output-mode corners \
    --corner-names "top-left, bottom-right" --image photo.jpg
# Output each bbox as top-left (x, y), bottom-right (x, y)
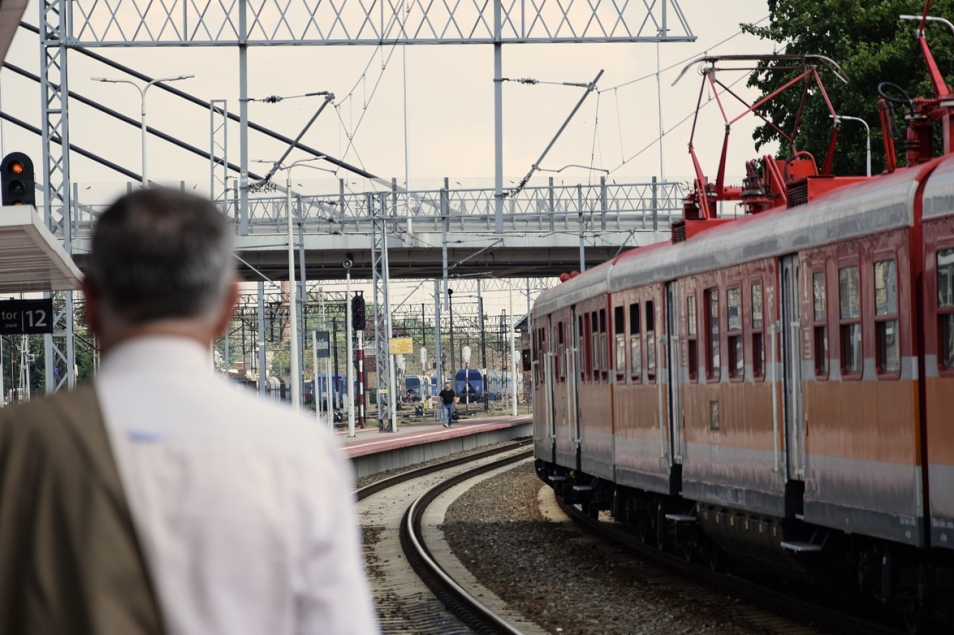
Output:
top-left (455, 368), bottom-right (484, 402)
top-left (404, 375), bottom-right (426, 401)
top-left (453, 369), bottom-right (513, 402)
top-left (304, 373), bottom-right (345, 409)
top-left (532, 16), bottom-right (954, 628)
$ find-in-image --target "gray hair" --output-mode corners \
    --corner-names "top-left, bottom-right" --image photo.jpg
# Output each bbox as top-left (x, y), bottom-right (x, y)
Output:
top-left (86, 188), bottom-right (234, 325)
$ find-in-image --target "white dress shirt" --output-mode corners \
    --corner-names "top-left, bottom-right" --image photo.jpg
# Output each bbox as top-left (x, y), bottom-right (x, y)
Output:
top-left (96, 336), bottom-right (379, 635)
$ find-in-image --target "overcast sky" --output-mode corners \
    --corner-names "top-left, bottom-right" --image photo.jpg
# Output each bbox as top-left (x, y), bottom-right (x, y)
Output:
top-left (0, 0), bottom-right (776, 201)
top-left (0, 0), bottom-right (781, 322)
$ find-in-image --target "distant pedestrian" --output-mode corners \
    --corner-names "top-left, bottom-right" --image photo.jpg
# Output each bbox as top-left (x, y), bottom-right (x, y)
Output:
top-left (439, 381), bottom-right (456, 427)
top-left (0, 188), bottom-right (379, 635)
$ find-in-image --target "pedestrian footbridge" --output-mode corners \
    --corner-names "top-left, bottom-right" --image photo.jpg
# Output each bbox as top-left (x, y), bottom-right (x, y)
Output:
top-left (66, 180), bottom-right (683, 280)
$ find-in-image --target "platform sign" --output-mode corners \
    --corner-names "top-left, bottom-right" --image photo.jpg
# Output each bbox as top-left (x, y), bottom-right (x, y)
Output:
top-left (389, 337), bottom-right (413, 355)
top-left (0, 299), bottom-right (53, 335)
top-left (314, 331), bottom-right (330, 358)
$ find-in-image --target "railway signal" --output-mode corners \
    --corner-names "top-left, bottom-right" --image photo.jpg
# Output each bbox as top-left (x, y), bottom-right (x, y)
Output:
top-left (351, 294), bottom-right (366, 331)
top-left (1, 152), bottom-right (35, 207)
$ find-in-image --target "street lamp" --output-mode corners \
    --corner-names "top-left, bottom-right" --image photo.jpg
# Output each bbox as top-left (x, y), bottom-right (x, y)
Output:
top-left (447, 288), bottom-right (455, 382)
top-left (834, 115), bottom-right (871, 177)
top-left (262, 158), bottom-right (336, 412)
top-left (92, 74), bottom-right (194, 186)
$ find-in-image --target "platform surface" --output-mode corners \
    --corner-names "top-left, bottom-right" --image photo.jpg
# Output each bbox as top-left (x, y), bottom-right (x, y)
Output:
top-left (336, 413), bottom-right (532, 460)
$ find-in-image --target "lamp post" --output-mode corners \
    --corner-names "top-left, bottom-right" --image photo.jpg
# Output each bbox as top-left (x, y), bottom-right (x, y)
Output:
top-left (447, 287), bottom-right (455, 384)
top-left (259, 158), bottom-right (334, 411)
top-left (834, 115), bottom-right (871, 177)
top-left (345, 257), bottom-right (355, 437)
top-left (92, 74), bottom-right (194, 186)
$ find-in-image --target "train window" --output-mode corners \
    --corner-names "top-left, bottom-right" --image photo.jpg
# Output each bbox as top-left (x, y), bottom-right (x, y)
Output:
top-left (751, 283), bottom-right (764, 379)
top-left (630, 302), bottom-right (642, 381)
top-left (687, 295), bottom-right (698, 382)
top-left (599, 309), bottom-right (609, 380)
top-left (614, 306), bottom-right (626, 375)
top-left (727, 287), bottom-right (743, 379)
top-left (590, 312), bottom-right (599, 379)
top-left (813, 271), bottom-right (828, 378)
top-left (874, 259), bottom-right (900, 375)
top-left (646, 301), bottom-right (656, 382)
top-left (839, 265), bottom-right (862, 376)
top-left (557, 321), bottom-right (565, 382)
top-left (706, 288), bottom-right (721, 380)
top-left (939, 249), bottom-right (954, 370)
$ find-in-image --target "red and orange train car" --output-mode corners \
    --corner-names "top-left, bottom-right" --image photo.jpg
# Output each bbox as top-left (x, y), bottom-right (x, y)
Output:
top-left (532, 10), bottom-right (954, 624)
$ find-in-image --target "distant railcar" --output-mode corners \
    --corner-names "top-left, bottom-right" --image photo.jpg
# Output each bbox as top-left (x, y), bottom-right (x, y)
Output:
top-left (455, 368), bottom-right (484, 403)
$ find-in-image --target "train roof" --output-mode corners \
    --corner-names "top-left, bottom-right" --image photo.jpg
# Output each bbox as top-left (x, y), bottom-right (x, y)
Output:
top-left (535, 159), bottom-right (948, 317)
top-left (923, 156), bottom-right (954, 220)
top-left (533, 252), bottom-right (617, 316)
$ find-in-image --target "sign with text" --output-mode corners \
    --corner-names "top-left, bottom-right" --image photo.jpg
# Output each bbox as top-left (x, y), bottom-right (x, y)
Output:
top-left (314, 331), bottom-right (330, 358)
top-left (389, 337), bottom-right (413, 355)
top-left (0, 299), bottom-right (54, 335)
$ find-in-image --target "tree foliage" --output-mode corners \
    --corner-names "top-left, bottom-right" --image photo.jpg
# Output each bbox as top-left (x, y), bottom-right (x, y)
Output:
top-left (742, 0), bottom-right (954, 175)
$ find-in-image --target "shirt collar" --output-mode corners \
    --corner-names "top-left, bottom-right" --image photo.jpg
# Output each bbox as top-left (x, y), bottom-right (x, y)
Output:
top-left (100, 335), bottom-right (213, 376)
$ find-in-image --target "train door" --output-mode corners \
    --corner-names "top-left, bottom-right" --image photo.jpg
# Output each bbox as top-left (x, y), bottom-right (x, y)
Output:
top-left (568, 306), bottom-right (581, 467)
top-left (780, 255), bottom-right (805, 479)
top-left (666, 282), bottom-right (684, 463)
top-left (543, 315), bottom-right (556, 455)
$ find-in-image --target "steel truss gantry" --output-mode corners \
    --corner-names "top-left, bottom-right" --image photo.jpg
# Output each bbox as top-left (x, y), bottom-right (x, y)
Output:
top-left (65, 0), bottom-right (694, 46)
top-left (369, 193), bottom-right (397, 431)
top-left (36, 0), bottom-right (694, 392)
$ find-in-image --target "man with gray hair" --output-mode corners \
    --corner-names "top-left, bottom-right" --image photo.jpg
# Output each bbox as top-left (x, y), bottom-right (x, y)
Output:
top-left (0, 188), bottom-right (380, 635)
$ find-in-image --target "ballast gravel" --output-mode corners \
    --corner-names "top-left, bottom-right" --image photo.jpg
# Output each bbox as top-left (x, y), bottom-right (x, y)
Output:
top-left (440, 462), bottom-right (792, 635)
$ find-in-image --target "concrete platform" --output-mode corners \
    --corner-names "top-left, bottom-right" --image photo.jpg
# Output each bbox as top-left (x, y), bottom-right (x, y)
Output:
top-left (336, 413), bottom-right (532, 479)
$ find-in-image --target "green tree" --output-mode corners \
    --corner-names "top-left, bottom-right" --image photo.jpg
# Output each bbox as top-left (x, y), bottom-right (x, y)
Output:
top-left (743, 0), bottom-right (954, 175)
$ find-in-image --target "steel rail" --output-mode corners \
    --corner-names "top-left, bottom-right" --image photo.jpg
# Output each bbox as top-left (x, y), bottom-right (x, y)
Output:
top-left (400, 447), bottom-right (532, 635)
top-left (556, 498), bottom-right (909, 635)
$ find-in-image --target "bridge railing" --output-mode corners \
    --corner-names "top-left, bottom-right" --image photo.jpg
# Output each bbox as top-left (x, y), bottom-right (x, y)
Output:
top-left (62, 180), bottom-right (686, 240)
top-left (233, 179), bottom-right (686, 235)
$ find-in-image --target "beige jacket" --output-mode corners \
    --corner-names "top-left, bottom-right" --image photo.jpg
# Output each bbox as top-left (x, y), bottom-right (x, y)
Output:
top-left (0, 383), bottom-right (164, 635)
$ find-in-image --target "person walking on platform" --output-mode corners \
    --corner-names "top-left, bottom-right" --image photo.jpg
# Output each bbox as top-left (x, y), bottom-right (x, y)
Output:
top-left (0, 188), bottom-right (380, 635)
top-left (439, 381), bottom-right (456, 428)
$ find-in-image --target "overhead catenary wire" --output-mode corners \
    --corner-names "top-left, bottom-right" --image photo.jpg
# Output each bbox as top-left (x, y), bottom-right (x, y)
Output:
top-left (494, 18), bottom-right (770, 183)
top-left (607, 69), bottom-right (752, 175)
top-left (601, 16), bottom-right (770, 92)
top-left (16, 22), bottom-right (378, 182)
top-left (509, 69), bottom-right (604, 197)
top-left (589, 91), bottom-right (601, 185)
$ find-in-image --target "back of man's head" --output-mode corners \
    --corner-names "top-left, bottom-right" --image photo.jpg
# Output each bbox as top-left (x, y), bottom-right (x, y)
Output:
top-left (86, 188), bottom-right (234, 326)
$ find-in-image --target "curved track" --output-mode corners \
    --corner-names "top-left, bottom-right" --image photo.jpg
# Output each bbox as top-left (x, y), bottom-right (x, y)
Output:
top-left (355, 440), bottom-right (533, 635)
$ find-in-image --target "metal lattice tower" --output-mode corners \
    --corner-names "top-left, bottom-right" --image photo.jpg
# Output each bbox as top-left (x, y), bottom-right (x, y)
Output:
top-left (369, 193), bottom-right (395, 431)
top-left (40, 0), bottom-right (76, 393)
top-left (210, 99), bottom-right (228, 207)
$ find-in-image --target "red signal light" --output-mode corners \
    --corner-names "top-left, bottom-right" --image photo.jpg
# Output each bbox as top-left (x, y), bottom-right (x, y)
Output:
top-left (10, 162), bottom-right (24, 175)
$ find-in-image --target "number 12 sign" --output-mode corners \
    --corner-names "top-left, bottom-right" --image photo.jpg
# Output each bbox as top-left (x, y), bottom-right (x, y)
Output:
top-left (0, 299), bottom-right (54, 335)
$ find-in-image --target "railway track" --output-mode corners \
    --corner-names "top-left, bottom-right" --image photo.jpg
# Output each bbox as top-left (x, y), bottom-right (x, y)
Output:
top-left (356, 440), bottom-right (535, 635)
top-left (557, 498), bottom-right (911, 635)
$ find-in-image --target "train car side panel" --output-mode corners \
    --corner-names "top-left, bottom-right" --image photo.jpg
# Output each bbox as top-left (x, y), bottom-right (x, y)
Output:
top-left (577, 295), bottom-right (614, 481)
top-left (679, 261), bottom-right (787, 516)
top-left (922, 161), bottom-right (954, 547)
top-left (612, 284), bottom-right (673, 493)
top-left (799, 230), bottom-right (924, 545)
